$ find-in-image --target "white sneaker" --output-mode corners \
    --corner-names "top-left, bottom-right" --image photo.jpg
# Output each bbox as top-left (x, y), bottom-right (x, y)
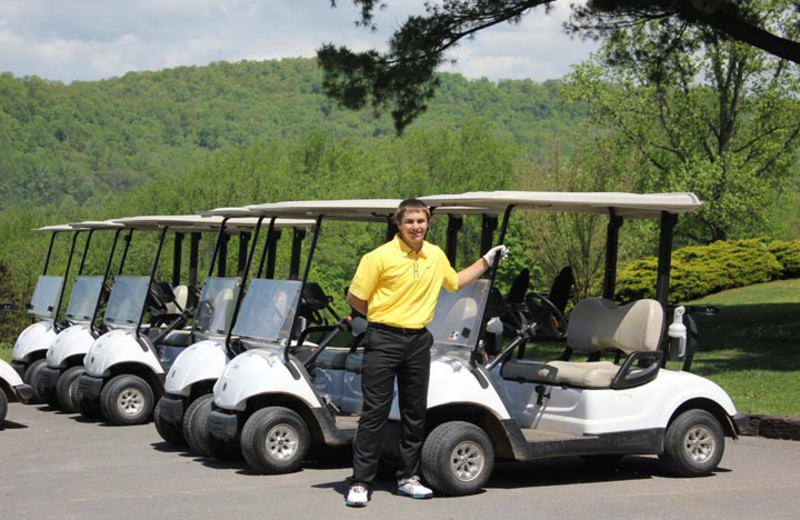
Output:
top-left (397, 475), bottom-right (433, 499)
top-left (346, 484), bottom-right (369, 507)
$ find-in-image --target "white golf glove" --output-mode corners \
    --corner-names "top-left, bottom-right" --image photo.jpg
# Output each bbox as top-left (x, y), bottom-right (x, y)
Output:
top-left (482, 244), bottom-right (509, 267)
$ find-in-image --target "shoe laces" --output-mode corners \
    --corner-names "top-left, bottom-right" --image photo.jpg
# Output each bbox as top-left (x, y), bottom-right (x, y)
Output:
top-left (402, 475), bottom-right (422, 486)
top-left (350, 484), bottom-right (367, 494)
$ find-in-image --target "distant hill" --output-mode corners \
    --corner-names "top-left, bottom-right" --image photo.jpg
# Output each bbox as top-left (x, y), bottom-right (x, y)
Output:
top-left (0, 58), bottom-right (587, 212)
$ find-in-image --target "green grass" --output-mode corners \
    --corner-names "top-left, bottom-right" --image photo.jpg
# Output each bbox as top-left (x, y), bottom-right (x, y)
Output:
top-left (0, 342), bottom-right (11, 363)
top-left (682, 280), bottom-right (800, 417)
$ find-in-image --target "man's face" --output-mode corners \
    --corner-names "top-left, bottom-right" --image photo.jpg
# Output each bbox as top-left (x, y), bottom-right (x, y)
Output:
top-left (397, 209), bottom-right (428, 250)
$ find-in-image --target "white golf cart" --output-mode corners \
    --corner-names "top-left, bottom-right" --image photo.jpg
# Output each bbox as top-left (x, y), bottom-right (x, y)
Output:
top-left (409, 190), bottom-right (747, 494)
top-left (75, 215), bottom-right (224, 424)
top-left (11, 224), bottom-right (87, 403)
top-left (1, 360), bottom-right (33, 427)
top-left (37, 220), bottom-right (126, 411)
top-left (153, 213), bottom-right (317, 448)
top-left (202, 199), bottom-right (504, 473)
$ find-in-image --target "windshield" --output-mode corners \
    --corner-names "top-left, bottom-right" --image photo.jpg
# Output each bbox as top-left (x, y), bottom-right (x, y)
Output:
top-left (428, 279), bottom-right (491, 350)
top-left (27, 275), bottom-right (65, 319)
top-left (192, 277), bottom-right (241, 335)
top-left (232, 278), bottom-right (302, 344)
top-left (65, 275), bottom-right (105, 322)
top-left (104, 275), bottom-right (150, 326)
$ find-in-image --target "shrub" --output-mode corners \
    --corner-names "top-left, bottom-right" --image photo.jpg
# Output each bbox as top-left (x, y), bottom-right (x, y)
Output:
top-left (615, 239), bottom-right (783, 303)
top-left (767, 239), bottom-right (800, 278)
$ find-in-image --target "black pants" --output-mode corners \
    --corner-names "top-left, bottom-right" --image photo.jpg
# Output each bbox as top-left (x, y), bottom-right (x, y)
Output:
top-left (351, 325), bottom-right (433, 487)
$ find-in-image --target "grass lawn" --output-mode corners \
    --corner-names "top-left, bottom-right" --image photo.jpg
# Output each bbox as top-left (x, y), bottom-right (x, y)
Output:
top-left (2, 280), bottom-right (798, 417)
top-left (683, 279), bottom-right (800, 417)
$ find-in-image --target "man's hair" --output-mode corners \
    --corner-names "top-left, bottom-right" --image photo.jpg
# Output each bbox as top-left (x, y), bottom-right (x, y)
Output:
top-left (395, 199), bottom-right (430, 223)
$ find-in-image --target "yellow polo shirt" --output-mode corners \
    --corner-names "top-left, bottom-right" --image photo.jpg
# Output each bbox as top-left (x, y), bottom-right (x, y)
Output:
top-left (349, 234), bottom-right (459, 329)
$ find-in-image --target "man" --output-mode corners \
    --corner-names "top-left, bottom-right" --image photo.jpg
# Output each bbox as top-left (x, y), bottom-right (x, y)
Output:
top-left (344, 198), bottom-right (508, 507)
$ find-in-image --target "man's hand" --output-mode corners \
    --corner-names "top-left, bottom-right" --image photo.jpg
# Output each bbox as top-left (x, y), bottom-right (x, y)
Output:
top-left (482, 245), bottom-right (509, 267)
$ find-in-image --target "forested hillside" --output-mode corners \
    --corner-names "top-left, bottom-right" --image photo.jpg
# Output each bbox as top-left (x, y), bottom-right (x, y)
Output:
top-left (0, 58), bottom-right (583, 212)
top-left (0, 57), bottom-right (591, 338)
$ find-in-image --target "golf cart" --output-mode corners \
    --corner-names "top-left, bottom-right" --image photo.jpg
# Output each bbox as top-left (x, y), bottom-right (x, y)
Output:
top-left (153, 213), bottom-right (317, 448)
top-left (37, 220), bottom-right (126, 411)
top-left (400, 190), bottom-right (747, 495)
top-left (1, 360), bottom-right (33, 427)
top-left (11, 224), bottom-right (87, 403)
top-left (202, 199), bottom-right (504, 473)
top-left (75, 214), bottom-right (223, 424)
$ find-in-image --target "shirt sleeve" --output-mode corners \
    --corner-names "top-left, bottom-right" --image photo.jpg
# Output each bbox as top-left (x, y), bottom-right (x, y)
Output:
top-left (349, 252), bottom-right (381, 301)
top-left (441, 251), bottom-right (459, 292)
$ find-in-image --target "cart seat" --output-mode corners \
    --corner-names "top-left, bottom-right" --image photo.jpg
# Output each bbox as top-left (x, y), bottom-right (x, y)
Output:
top-left (313, 348), bottom-right (350, 370)
top-left (502, 298), bottom-right (664, 389)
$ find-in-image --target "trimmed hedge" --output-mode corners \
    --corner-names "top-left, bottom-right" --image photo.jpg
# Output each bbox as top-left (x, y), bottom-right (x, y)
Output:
top-left (616, 239), bottom-right (788, 303)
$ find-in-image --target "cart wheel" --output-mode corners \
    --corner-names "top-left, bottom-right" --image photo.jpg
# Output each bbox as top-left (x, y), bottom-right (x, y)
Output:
top-left (184, 394), bottom-right (240, 459)
top-left (56, 366), bottom-right (84, 413)
top-left (422, 421), bottom-right (494, 496)
top-left (0, 390), bottom-right (7, 426)
top-left (154, 396), bottom-right (186, 446)
top-left (23, 359), bottom-right (47, 404)
top-left (660, 409), bottom-right (724, 477)
top-left (100, 374), bottom-right (154, 425)
top-left (241, 406), bottom-right (309, 474)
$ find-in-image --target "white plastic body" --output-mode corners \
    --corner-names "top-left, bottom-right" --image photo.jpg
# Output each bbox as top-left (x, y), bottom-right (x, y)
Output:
top-left (213, 346), bottom-right (323, 412)
top-left (489, 366), bottom-right (738, 436)
top-left (45, 323), bottom-right (94, 369)
top-left (1, 359), bottom-right (25, 388)
top-left (163, 338), bottom-right (229, 397)
top-left (12, 320), bottom-right (57, 363)
top-left (82, 328), bottom-right (164, 378)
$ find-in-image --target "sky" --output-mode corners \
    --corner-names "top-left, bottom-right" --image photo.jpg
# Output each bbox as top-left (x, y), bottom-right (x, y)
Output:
top-left (0, 0), bottom-right (599, 84)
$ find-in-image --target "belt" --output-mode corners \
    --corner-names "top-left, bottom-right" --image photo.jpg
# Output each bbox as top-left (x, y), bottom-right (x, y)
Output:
top-left (368, 322), bottom-right (427, 335)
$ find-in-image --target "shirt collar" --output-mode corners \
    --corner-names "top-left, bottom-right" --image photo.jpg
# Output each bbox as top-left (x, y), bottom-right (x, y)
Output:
top-left (394, 233), bottom-right (428, 258)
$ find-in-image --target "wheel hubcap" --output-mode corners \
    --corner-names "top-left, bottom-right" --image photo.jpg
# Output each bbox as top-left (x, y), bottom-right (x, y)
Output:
top-left (117, 388), bottom-right (145, 416)
top-left (450, 440), bottom-right (484, 482)
top-left (684, 425), bottom-right (715, 463)
top-left (266, 424), bottom-right (299, 461)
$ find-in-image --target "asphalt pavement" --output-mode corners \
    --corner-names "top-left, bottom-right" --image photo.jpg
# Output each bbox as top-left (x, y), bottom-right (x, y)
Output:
top-left (3, 402), bottom-right (800, 520)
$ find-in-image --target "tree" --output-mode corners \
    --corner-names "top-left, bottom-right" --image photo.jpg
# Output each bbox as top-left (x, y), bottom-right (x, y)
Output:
top-left (318, 0), bottom-right (800, 132)
top-left (563, 0), bottom-right (800, 242)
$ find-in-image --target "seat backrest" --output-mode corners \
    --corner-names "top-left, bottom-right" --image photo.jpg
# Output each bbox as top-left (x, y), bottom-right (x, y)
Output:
top-left (566, 298), bottom-right (664, 356)
top-left (548, 266), bottom-right (574, 313)
top-left (506, 268), bottom-right (530, 304)
top-left (165, 284), bottom-right (189, 314)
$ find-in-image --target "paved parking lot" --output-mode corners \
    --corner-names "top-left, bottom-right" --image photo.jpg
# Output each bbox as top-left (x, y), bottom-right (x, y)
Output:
top-left (3, 402), bottom-right (800, 520)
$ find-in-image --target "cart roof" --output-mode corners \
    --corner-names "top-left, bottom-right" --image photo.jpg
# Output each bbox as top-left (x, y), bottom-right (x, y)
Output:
top-left (33, 224), bottom-right (77, 232)
top-left (69, 220), bottom-right (125, 230)
top-left (113, 214), bottom-right (315, 233)
top-left (245, 199), bottom-right (501, 221)
top-left (419, 191), bottom-right (702, 219)
top-left (113, 214), bottom-right (227, 232)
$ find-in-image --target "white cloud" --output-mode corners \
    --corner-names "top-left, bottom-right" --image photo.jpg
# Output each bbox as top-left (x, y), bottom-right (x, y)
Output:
top-left (0, 0), bottom-right (597, 83)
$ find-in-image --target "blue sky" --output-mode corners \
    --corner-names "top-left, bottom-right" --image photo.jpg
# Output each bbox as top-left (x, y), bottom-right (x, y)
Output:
top-left (0, 0), bottom-right (598, 83)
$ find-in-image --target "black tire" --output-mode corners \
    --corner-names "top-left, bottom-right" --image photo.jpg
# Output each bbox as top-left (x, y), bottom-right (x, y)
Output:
top-left (39, 372), bottom-right (60, 408)
top-left (183, 394), bottom-right (239, 459)
top-left (660, 409), bottom-right (725, 477)
top-left (56, 366), bottom-right (84, 413)
top-left (23, 359), bottom-right (47, 404)
top-left (76, 389), bottom-right (103, 420)
top-left (0, 390), bottom-right (7, 426)
top-left (154, 396), bottom-right (187, 446)
top-left (421, 421), bottom-right (495, 496)
top-left (99, 374), bottom-right (154, 425)
top-left (241, 407), bottom-right (310, 474)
